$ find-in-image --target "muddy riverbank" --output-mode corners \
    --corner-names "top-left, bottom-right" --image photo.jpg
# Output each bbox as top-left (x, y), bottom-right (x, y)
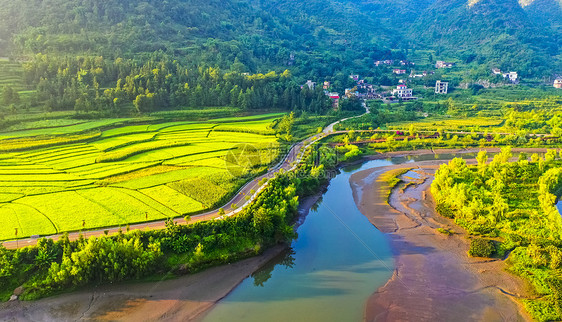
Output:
top-left (350, 160), bottom-right (534, 321)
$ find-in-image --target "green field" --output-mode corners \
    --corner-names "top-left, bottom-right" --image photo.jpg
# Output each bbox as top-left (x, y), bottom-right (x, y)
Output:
top-left (0, 114), bottom-right (283, 240)
top-left (0, 59), bottom-right (27, 93)
top-left (387, 116), bottom-right (504, 132)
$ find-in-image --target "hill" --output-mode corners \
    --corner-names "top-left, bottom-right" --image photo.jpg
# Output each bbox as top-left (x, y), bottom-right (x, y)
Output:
top-left (523, 0), bottom-right (562, 33)
top-left (0, 0), bottom-right (561, 115)
top-left (0, 0), bottom-right (403, 79)
top-left (408, 0), bottom-right (561, 76)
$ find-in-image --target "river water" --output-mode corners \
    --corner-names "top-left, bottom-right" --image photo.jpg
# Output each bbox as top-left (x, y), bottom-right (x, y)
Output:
top-left (203, 153), bottom-right (477, 322)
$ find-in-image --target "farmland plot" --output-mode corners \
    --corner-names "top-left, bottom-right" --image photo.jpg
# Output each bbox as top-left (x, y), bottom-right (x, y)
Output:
top-left (0, 114), bottom-right (283, 240)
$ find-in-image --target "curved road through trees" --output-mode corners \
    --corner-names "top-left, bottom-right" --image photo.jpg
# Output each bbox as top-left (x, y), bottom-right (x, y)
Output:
top-left (2, 104), bottom-right (548, 249)
top-left (2, 106), bottom-right (370, 249)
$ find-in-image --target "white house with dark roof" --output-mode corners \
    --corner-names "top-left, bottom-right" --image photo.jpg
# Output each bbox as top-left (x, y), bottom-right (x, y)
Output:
top-left (392, 84), bottom-right (413, 98)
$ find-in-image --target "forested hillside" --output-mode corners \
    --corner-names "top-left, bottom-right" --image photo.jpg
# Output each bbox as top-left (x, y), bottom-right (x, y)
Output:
top-left (2, 0), bottom-right (559, 77)
top-left (0, 0), bottom-right (401, 77)
top-left (408, 0), bottom-right (561, 76)
top-left (524, 0), bottom-right (562, 33)
top-left (0, 0), bottom-right (560, 114)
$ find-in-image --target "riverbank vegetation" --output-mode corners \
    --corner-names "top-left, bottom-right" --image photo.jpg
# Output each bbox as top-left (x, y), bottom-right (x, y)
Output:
top-left (378, 168), bottom-right (412, 203)
top-left (0, 145), bottom-right (330, 301)
top-left (431, 147), bottom-right (562, 321)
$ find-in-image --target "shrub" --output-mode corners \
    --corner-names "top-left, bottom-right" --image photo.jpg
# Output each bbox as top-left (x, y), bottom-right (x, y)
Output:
top-left (435, 203), bottom-right (455, 218)
top-left (437, 228), bottom-right (453, 235)
top-left (468, 238), bottom-right (495, 258)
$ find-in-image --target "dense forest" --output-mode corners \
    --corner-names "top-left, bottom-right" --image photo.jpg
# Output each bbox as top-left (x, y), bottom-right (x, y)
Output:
top-left (0, 0), bottom-right (560, 115)
top-left (408, 0), bottom-right (561, 76)
top-left (20, 53), bottom-right (333, 115)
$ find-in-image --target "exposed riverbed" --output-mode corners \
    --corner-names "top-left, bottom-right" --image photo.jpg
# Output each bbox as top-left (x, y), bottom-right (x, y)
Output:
top-left (1, 148), bottom-right (545, 321)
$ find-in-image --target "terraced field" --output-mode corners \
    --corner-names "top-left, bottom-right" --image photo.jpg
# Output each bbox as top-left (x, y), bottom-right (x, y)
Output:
top-left (0, 59), bottom-right (27, 93)
top-left (0, 114), bottom-right (283, 240)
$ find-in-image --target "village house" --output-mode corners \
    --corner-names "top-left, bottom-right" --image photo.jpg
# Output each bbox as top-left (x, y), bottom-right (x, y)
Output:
top-left (435, 80), bottom-right (449, 94)
top-left (392, 84), bottom-right (414, 99)
top-left (303, 80), bottom-right (316, 89)
top-left (327, 92), bottom-right (340, 109)
top-left (345, 88), bottom-right (358, 98)
top-left (393, 69), bottom-right (406, 75)
top-left (323, 81), bottom-right (331, 90)
top-left (555, 79), bottom-right (562, 89)
top-left (435, 61), bottom-right (455, 69)
top-left (375, 60), bottom-right (394, 66)
top-left (503, 72), bottom-right (518, 83)
top-left (409, 70), bottom-right (434, 78)
top-left (492, 68), bottom-right (502, 75)
top-left (400, 60), bottom-right (414, 66)
top-left (349, 74), bottom-right (359, 81)
top-left (288, 53), bottom-right (295, 66)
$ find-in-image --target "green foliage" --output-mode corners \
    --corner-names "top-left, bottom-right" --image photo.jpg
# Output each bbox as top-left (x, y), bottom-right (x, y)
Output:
top-left (408, 0), bottom-right (561, 77)
top-left (468, 238), bottom-right (495, 258)
top-left (0, 146), bottom-right (330, 301)
top-left (2, 86), bottom-right (19, 106)
top-left (436, 228), bottom-right (453, 235)
top-left (432, 151), bottom-right (562, 320)
top-left (21, 54), bottom-right (332, 115)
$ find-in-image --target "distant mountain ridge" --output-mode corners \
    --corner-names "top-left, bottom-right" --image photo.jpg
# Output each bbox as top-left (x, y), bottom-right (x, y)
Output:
top-left (407, 0), bottom-right (561, 75)
top-left (0, 0), bottom-right (560, 78)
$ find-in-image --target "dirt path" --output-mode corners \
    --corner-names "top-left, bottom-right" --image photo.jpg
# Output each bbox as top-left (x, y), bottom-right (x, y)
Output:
top-left (350, 160), bottom-right (534, 322)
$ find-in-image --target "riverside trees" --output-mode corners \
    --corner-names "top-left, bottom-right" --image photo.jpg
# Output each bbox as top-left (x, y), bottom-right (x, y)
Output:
top-left (432, 147), bottom-right (562, 320)
top-left (0, 144), bottom-right (328, 301)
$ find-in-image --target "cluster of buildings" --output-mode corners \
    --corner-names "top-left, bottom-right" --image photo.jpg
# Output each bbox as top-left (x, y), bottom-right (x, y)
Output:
top-left (303, 55), bottom-right (467, 107)
top-left (303, 57), bottom-right (561, 108)
top-left (435, 61), bottom-right (455, 69)
top-left (374, 60), bottom-right (414, 67)
top-left (492, 68), bottom-right (519, 83)
top-left (409, 70), bottom-right (435, 78)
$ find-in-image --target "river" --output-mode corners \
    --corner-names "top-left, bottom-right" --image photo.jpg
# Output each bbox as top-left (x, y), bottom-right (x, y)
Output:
top-left (202, 153), bottom-right (477, 322)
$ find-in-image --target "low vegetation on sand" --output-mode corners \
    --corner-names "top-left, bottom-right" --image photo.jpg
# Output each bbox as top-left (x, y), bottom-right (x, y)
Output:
top-left (0, 114), bottom-right (284, 240)
top-left (378, 168), bottom-right (412, 203)
top-left (432, 147), bottom-right (562, 321)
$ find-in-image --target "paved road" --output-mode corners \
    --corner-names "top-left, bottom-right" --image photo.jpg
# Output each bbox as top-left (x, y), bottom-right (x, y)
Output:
top-left (2, 105), bottom-right (549, 249)
top-left (3, 108), bottom-right (370, 249)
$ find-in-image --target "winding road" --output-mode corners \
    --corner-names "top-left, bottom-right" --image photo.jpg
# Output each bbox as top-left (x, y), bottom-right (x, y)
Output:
top-left (2, 105), bottom-right (370, 250)
top-left (2, 102), bottom-right (548, 250)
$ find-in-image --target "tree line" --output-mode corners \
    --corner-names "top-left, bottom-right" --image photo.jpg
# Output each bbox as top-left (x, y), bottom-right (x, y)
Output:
top-left (0, 144), bottom-right (329, 301)
top-left (20, 53), bottom-right (333, 115)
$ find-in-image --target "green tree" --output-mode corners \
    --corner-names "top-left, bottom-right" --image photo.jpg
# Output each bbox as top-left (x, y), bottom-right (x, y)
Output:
top-left (2, 86), bottom-right (19, 106)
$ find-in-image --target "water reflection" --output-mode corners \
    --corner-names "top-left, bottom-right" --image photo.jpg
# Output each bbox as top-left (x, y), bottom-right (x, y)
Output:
top-left (251, 249), bottom-right (296, 287)
top-left (203, 152), bottom-right (500, 322)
